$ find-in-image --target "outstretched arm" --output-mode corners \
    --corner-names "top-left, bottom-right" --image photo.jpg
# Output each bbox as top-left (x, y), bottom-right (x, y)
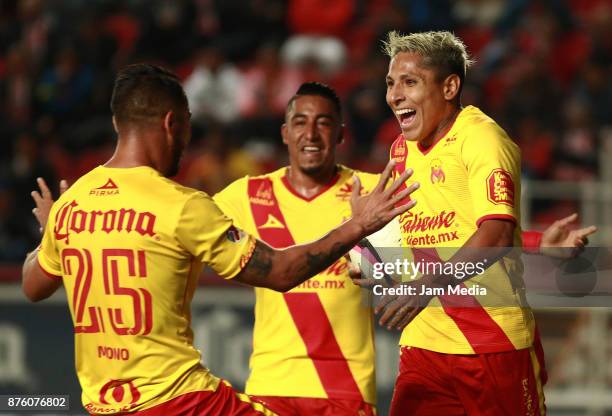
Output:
top-left (234, 161), bottom-right (419, 291)
top-left (523, 213), bottom-right (597, 258)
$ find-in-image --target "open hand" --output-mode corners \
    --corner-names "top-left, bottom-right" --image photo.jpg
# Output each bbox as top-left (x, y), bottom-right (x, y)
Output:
top-left (350, 160), bottom-right (419, 236)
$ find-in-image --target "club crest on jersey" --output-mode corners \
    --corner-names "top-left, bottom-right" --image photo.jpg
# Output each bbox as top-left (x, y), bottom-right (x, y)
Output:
top-left (90, 178), bottom-right (119, 196)
top-left (391, 139), bottom-right (407, 163)
top-left (249, 182), bottom-right (274, 206)
top-left (430, 159), bottom-right (446, 184)
top-left (486, 169), bottom-right (514, 206)
top-left (86, 379), bottom-right (141, 413)
top-left (226, 225), bottom-right (246, 242)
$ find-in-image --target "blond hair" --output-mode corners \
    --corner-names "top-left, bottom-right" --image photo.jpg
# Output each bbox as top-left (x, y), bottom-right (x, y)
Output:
top-left (383, 31), bottom-right (474, 82)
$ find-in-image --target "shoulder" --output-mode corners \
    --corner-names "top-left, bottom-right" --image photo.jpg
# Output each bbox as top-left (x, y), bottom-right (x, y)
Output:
top-left (457, 106), bottom-right (518, 152)
top-left (337, 165), bottom-right (380, 192)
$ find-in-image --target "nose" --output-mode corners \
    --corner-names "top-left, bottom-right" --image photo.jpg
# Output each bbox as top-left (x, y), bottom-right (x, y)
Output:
top-left (304, 120), bottom-right (318, 140)
top-left (387, 83), bottom-right (404, 107)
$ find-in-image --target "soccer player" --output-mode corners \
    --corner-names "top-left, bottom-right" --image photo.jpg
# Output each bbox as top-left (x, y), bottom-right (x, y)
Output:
top-left (370, 30), bottom-right (559, 415)
top-left (20, 64), bottom-right (418, 415)
top-left (211, 82), bottom-right (595, 416)
top-left (213, 83), bottom-right (383, 415)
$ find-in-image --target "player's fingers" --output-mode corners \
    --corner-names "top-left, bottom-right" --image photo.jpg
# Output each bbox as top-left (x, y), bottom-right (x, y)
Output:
top-left (378, 299), bottom-right (406, 329)
top-left (378, 300), bottom-right (403, 328)
top-left (347, 262), bottom-right (362, 280)
top-left (386, 302), bottom-right (414, 329)
top-left (389, 199), bottom-right (417, 218)
top-left (59, 179), bottom-right (69, 194)
top-left (37, 177), bottom-right (52, 199)
top-left (373, 159), bottom-right (396, 194)
top-left (387, 182), bottom-right (419, 208)
top-left (352, 277), bottom-right (377, 288)
top-left (374, 293), bottom-right (397, 314)
top-left (350, 175), bottom-right (362, 203)
top-left (556, 213), bottom-right (579, 228)
top-left (384, 168), bottom-right (414, 197)
top-left (31, 190), bottom-right (43, 205)
top-left (574, 225), bottom-right (598, 240)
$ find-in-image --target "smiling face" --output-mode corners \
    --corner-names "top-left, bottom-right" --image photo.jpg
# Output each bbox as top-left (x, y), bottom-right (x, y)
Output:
top-left (386, 52), bottom-right (459, 145)
top-left (282, 95), bottom-right (342, 176)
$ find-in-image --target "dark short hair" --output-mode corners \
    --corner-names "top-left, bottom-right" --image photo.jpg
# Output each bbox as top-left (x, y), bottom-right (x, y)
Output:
top-left (110, 63), bottom-right (188, 125)
top-left (286, 82), bottom-right (342, 118)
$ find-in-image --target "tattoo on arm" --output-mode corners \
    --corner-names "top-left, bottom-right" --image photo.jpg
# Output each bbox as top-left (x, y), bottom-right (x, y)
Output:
top-left (305, 240), bottom-right (352, 276)
top-left (243, 240), bottom-right (273, 280)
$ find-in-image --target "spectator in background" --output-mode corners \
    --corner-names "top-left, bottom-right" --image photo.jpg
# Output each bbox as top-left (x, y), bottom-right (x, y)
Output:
top-left (34, 45), bottom-right (93, 124)
top-left (0, 131), bottom-right (56, 261)
top-left (184, 44), bottom-right (243, 126)
top-left (281, 0), bottom-right (351, 76)
top-left (135, 0), bottom-right (197, 65)
top-left (238, 42), bottom-right (303, 120)
top-left (345, 50), bottom-right (390, 154)
top-left (1, 45), bottom-right (34, 129)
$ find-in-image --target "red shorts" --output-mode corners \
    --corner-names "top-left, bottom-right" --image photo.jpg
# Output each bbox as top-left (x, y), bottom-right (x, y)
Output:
top-left (390, 346), bottom-right (546, 416)
top-left (250, 395), bottom-right (376, 416)
top-left (95, 380), bottom-right (275, 416)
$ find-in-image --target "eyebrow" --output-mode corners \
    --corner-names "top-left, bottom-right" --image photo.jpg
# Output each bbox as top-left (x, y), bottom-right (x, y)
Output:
top-left (386, 72), bottom-right (425, 82)
top-left (291, 113), bottom-right (336, 120)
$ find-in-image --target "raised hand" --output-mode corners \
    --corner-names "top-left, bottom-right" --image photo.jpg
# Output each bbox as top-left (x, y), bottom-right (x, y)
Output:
top-left (31, 178), bottom-right (69, 232)
top-left (350, 160), bottom-right (419, 235)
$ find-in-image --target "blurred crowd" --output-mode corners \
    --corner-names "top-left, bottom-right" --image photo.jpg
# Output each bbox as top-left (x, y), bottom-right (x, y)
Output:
top-left (0, 0), bottom-right (610, 261)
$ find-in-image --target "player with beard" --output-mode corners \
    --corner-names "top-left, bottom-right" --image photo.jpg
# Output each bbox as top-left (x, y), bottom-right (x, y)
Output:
top-left (21, 65), bottom-right (419, 415)
top-left (213, 83), bottom-right (383, 415)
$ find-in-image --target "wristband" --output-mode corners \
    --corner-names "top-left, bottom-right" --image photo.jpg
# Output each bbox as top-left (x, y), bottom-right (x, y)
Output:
top-left (522, 231), bottom-right (542, 254)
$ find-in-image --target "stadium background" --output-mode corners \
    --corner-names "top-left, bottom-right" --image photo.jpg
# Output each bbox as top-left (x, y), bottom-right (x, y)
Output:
top-left (0, 0), bottom-right (610, 414)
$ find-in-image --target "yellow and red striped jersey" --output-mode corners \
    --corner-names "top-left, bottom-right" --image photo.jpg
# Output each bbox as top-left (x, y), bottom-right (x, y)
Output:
top-left (37, 165), bottom-right (256, 414)
top-left (390, 105), bottom-right (535, 354)
top-left (214, 165), bottom-right (379, 405)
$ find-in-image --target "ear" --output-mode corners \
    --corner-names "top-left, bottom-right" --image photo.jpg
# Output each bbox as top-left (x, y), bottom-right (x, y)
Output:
top-left (443, 74), bottom-right (461, 101)
top-left (163, 110), bottom-right (174, 134)
top-left (337, 124), bottom-right (345, 145)
top-left (281, 123), bottom-right (288, 145)
top-left (112, 116), bottom-right (119, 134)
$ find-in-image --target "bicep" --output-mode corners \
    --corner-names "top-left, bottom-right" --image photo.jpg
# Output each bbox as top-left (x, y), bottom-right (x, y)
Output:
top-left (473, 219), bottom-right (515, 247)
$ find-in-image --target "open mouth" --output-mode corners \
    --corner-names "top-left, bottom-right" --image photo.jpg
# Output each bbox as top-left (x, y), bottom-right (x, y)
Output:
top-left (396, 108), bottom-right (417, 127)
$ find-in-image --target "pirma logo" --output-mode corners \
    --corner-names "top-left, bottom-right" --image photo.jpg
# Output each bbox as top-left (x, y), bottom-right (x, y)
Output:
top-left (90, 178), bottom-right (119, 196)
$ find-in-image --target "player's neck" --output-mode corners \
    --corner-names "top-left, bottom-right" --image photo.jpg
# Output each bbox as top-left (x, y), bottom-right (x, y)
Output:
top-left (104, 136), bottom-right (159, 171)
top-left (417, 106), bottom-right (461, 149)
top-left (285, 165), bottom-right (338, 199)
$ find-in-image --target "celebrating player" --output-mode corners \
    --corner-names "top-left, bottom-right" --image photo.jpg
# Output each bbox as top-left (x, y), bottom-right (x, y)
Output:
top-left (373, 31), bottom-right (549, 415)
top-left (20, 64), bottom-right (418, 416)
top-left (214, 83), bottom-right (383, 415)
top-left (212, 81), bottom-right (595, 415)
